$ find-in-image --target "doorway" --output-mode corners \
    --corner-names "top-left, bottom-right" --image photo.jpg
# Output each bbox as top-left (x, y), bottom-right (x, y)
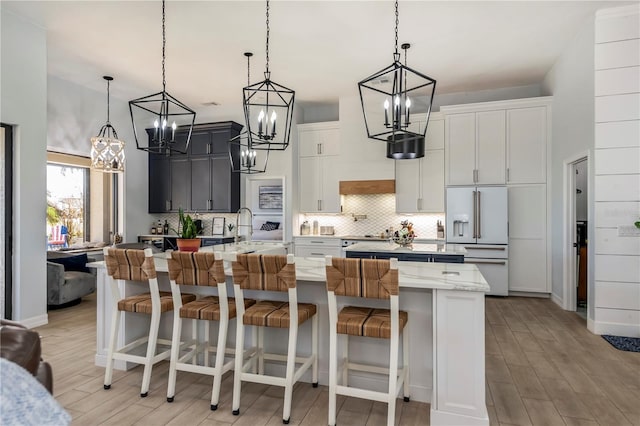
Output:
top-left (563, 154), bottom-right (589, 318)
top-left (1, 124), bottom-right (14, 319)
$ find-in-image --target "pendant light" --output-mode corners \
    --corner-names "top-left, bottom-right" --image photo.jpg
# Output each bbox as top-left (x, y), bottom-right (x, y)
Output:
top-left (242, 0), bottom-right (295, 151)
top-left (91, 76), bottom-right (125, 173)
top-left (230, 52), bottom-right (270, 174)
top-left (129, 0), bottom-right (196, 155)
top-left (358, 0), bottom-right (436, 159)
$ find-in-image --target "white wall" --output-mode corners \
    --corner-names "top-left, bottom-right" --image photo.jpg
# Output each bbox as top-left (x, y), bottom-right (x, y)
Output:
top-left (541, 14), bottom-right (596, 306)
top-left (592, 5), bottom-right (640, 337)
top-left (0, 8), bottom-right (48, 326)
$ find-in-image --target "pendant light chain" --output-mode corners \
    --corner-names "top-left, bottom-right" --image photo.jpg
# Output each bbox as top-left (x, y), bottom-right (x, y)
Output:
top-left (106, 78), bottom-right (111, 124)
top-left (265, 0), bottom-right (270, 77)
top-left (394, 0), bottom-right (399, 60)
top-left (162, 0), bottom-right (166, 93)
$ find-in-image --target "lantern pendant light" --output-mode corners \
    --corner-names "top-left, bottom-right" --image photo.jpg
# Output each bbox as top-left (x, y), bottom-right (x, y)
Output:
top-left (242, 0), bottom-right (295, 151)
top-left (358, 0), bottom-right (437, 159)
top-left (230, 52), bottom-right (270, 174)
top-left (91, 76), bottom-right (125, 173)
top-left (129, 0), bottom-right (196, 155)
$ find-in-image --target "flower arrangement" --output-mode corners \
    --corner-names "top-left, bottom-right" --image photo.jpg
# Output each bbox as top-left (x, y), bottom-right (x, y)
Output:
top-left (393, 220), bottom-right (417, 246)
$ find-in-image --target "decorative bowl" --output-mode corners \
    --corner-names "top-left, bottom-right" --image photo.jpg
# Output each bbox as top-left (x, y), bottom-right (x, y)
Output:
top-left (392, 235), bottom-right (415, 247)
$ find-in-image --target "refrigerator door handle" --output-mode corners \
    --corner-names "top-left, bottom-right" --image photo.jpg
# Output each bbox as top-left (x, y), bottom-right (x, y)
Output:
top-left (477, 190), bottom-right (482, 239)
top-left (472, 190), bottom-right (477, 239)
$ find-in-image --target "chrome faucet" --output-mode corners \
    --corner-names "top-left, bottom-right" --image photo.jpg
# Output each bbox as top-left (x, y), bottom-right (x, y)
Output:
top-left (235, 207), bottom-right (253, 243)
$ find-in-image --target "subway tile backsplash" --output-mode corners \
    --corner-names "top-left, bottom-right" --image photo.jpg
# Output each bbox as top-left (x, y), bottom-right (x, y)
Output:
top-left (301, 194), bottom-right (444, 239)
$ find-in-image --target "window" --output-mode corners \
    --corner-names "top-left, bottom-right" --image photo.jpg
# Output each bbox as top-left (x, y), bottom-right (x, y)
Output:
top-left (47, 154), bottom-right (90, 250)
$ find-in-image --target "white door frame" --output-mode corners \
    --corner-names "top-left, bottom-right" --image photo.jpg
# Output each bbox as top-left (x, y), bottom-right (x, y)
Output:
top-left (562, 152), bottom-right (589, 311)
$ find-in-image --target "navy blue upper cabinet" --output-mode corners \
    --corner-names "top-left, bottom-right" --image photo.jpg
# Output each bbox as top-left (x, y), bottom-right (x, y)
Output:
top-left (147, 121), bottom-right (243, 213)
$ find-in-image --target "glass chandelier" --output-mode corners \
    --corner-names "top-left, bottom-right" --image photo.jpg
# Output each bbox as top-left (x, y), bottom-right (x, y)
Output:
top-left (91, 76), bottom-right (125, 173)
top-left (358, 0), bottom-right (436, 159)
top-left (129, 0), bottom-right (196, 155)
top-left (242, 0), bottom-right (295, 151)
top-left (230, 52), bottom-right (269, 174)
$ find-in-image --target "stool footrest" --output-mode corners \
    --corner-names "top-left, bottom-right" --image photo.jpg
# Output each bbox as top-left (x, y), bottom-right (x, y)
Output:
top-left (336, 385), bottom-right (390, 403)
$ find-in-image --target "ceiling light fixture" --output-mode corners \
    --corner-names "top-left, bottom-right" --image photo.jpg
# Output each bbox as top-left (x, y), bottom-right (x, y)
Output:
top-left (242, 0), bottom-right (295, 151)
top-left (91, 76), bottom-right (125, 173)
top-left (358, 0), bottom-right (436, 159)
top-left (230, 52), bottom-right (269, 174)
top-left (129, 0), bottom-right (196, 155)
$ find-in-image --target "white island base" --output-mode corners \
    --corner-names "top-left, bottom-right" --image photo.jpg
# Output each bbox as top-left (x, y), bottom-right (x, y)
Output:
top-left (90, 251), bottom-right (489, 426)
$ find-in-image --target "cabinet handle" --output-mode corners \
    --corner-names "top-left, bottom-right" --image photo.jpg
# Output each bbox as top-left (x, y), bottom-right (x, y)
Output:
top-left (477, 191), bottom-right (482, 239)
top-left (207, 143), bottom-right (211, 155)
top-left (166, 200), bottom-right (172, 211)
top-left (417, 198), bottom-right (423, 211)
top-left (207, 199), bottom-right (212, 210)
top-left (317, 143), bottom-right (321, 155)
top-left (507, 168), bottom-right (510, 182)
top-left (310, 252), bottom-right (324, 256)
top-left (472, 191), bottom-right (477, 238)
top-left (318, 200), bottom-right (322, 211)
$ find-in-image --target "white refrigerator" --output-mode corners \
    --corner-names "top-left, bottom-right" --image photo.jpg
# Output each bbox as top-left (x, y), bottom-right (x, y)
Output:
top-left (446, 186), bottom-right (509, 295)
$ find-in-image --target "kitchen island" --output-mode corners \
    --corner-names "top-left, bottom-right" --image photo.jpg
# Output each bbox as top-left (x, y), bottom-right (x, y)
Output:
top-left (89, 243), bottom-right (489, 425)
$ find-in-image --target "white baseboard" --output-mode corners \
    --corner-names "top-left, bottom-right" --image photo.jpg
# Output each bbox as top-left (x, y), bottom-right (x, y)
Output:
top-left (550, 293), bottom-right (563, 308)
top-left (508, 291), bottom-right (550, 299)
top-left (588, 319), bottom-right (640, 338)
top-left (430, 407), bottom-right (489, 426)
top-left (20, 314), bottom-right (48, 329)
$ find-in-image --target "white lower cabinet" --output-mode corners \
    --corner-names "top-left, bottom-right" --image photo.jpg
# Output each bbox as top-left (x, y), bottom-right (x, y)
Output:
top-left (508, 184), bottom-right (549, 293)
top-left (293, 237), bottom-right (343, 258)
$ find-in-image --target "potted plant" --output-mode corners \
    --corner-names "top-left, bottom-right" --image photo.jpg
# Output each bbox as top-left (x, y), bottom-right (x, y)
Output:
top-left (173, 208), bottom-right (201, 252)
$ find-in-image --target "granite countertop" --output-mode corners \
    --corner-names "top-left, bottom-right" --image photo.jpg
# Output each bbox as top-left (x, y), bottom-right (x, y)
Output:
top-left (138, 234), bottom-right (235, 239)
top-left (343, 241), bottom-right (466, 255)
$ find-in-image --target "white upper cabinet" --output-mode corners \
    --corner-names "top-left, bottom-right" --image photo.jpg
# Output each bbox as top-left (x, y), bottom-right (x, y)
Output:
top-left (396, 117), bottom-right (445, 213)
top-left (298, 122), bottom-right (340, 157)
top-left (507, 107), bottom-right (547, 184)
top-left (446, 111), bottom-right (505, 186)
top-left (298, 122), bottom-right (341, 213)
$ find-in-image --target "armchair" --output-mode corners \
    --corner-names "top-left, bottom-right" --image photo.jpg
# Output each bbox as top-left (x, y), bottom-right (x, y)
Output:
top-left (46, 252), bottom-right (97, 307)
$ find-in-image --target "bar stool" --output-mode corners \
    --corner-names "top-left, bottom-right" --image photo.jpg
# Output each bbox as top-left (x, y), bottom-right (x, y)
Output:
top-left (325, 256), bottom-right (409, 426)
top-left (166, 250), bottom-right (255, 410)
top-left (231, 253), bottom-right (318, 424)
top-left (103, 247), bottom-right (196, 397)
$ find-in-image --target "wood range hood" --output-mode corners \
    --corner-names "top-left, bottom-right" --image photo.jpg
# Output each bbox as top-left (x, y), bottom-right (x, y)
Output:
top-left (339, 179), bottom-right (395, 195)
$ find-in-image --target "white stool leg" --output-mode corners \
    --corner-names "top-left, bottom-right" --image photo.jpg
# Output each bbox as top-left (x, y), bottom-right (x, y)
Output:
top-left (258, 326), bottom-right (264, 375)
top-left (232, 317), bottom-right (245, 415)
top-left (167, 311), bottom-right (183, 402)
top-left (192, 319), bottom-right (198, 365)
top-left (251, 325), bottom-right (259, 374)
top-left (387, 326), bottom-right (400, 426)
top-left (210, 315), bottom-right (228, 411)
top-left (328, 325), bottom-right (338, 426)
top-left (140, 310), bottom-right (161, 397)
top-left (403, 325), bottom-right (410, 401)
top-left (282, 320), bottom-right (298, 423)
top-left (312, 313), bottom-right (318, 386)
top-left (342, 334), bottom-right (349, 386)
top-left (103, 307), bottom-right (121, 389)
top-left (204, 320), bottom-right (210, 367)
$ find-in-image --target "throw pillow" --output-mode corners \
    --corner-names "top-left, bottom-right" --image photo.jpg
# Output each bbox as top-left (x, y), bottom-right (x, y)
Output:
top-left (266, 221), bottom-right (280, 229)
top-left (48, 253), bottom-right (90, 273)
top-left (260, 223), bottom-right (278, 231)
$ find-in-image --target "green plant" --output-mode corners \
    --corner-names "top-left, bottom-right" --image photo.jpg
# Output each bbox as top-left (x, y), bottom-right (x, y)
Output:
top-left (635, 219), bottom-right (640, 230)
top-left (173, 208), bottom-right (198, 239)
top-left (227, 223), bottom-right (235, 233)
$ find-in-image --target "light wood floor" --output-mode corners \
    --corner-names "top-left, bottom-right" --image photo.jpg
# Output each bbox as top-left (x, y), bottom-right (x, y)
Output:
top-left (35, 294), bottom-right (640, 425)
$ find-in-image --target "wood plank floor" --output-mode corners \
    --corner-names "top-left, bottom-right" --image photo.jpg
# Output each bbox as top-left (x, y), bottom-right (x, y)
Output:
top-left (35, 294), bottom-right (640, 425)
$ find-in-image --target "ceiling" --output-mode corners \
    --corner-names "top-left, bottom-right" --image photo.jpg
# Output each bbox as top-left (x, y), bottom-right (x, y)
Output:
top-left (3, 1), bottom-right (635, 114)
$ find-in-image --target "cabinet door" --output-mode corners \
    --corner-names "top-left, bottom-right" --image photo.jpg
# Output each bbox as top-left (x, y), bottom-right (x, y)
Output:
top-left (395, 159), bottom-right (420, 213)
top-left (299, 126), bottom-right (340, 157)
top-left (190, 157), bottom-right (211, 211)
top-left (210, 128), bottom-right (233, 156)
top-left (189, 131), bottom-right (212, 156)
top-left (507, 107), bottom-right (547, 184)
top-left (299, 130), bottom-right (321, 157)
top-left (211, 156), bottom-right (237, 212)
top-left (299, 157), bottom-right (321, 212)
top-left (508, 184), bottom-right (548, 292)
top-left (170, 158), bottom-right (190, 211)
top-left (476, 110), bottom-right (506, 184)
top-left (294, 245), bottom-right (343, 258)
top-left (320, 156), bottom-right (341, 213)
top-left (446, 113), bottom-right (476, 185)
top-left (318, 127), bottom-right (340, 156)
top-left (148, 155), bottom-right (170, 213)
top-left (425, 119), bottom-right (445, 150)
top-left (171, 130), bottom-right (190, 154)
top-left (420, 149), bottom-right (445, 213)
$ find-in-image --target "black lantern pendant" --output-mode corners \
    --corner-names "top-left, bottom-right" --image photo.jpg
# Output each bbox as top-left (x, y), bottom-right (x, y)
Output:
top-left (129, 0), bottom-right (196, 155)
top-left (230, 52), bottom-right (270, 174)
top-left (242, 0), bottom-right (295, 151)
top-left (358, 1), bottom-right (436, 159)
top-left (91, 76), bottom-right (125, 172)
